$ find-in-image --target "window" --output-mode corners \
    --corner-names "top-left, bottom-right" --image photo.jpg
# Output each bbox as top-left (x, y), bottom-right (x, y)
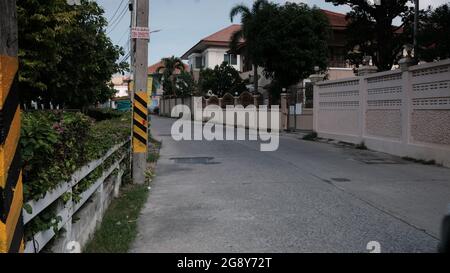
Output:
top-left (195, 56), bottom-right (203, 69)
top-left (230, 54), bottom-right (237, 65)
top-left (224, 54), bottom-right (238, 65)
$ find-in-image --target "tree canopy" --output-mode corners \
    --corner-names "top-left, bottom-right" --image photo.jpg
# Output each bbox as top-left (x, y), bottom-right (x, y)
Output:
top-left (258, 3), bottom-right (330, 88)
top-left (230, 0), bottom-right (278, 93)
top-left (198, 63), bottom-right (247, 97)
top-left (418, 2), bottom-right (450, 62)
top-left (326, 0), bottom-right (413, 71)
top-left (17, 0), bottom-right (128, 109)
top-left (230, 1), bottom-right (329, 97)
top-left (156, 56), bottom-right (186, 97)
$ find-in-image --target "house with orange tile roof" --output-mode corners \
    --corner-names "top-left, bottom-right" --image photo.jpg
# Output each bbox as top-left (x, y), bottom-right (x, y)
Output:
top-left (181, 24), bottom-right (243, 80)
top-left (147, 59), bottom-right (190, 110)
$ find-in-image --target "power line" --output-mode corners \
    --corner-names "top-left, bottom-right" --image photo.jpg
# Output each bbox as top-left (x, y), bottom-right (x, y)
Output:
top-left (117, 28), bottom-right (130, 46)
top-left (107, 0), bottom-right (126, 24)
top-left (107, 5), bottom-right (128, 35)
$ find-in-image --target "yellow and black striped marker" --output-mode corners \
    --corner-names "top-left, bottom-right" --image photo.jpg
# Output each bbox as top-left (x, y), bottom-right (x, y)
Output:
top-left (133, 91), bottom-right (148, 154)
top-left (0, 54), bottom-right (24, 253)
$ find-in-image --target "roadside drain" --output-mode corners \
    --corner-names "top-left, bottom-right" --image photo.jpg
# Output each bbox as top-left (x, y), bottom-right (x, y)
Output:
top-left (170, 157), bottom-right (218, 164)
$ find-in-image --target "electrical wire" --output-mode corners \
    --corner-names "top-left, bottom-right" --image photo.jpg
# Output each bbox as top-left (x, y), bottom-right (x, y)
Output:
top-left (107, 0), bottom-right (126, 26)
top-left (107, 4), bottom-right (129, 35)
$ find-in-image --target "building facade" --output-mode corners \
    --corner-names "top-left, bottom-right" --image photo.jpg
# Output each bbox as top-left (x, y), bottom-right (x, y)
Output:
top-left (181, 25), bottom-right (242, 80)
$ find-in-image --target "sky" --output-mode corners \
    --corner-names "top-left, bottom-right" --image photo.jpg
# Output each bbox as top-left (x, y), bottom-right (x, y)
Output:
top-left (95, 0), bottom-right (449, 66)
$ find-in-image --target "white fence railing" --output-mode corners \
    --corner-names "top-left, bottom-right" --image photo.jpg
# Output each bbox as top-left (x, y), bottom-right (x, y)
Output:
top-left (23, 139), bottom-right (130, 253)
top-left (314, 59), bottom-right (450, 167)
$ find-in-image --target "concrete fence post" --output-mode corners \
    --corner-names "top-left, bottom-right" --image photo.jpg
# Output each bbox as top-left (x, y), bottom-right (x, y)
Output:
top-left (253, 94), bottom-right (260, 108)
top-left (359, 77), bottom-right (367, 141)
top-left (309, 72), bottom-right (325, 133)
top-left (280, 93), bottom-right (289, 131)
top-left (399, 57), bottom-right (415, 146)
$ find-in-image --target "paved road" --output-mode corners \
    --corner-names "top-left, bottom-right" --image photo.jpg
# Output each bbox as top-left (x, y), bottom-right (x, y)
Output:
top-left (130, 116), bottom-right (450, 253)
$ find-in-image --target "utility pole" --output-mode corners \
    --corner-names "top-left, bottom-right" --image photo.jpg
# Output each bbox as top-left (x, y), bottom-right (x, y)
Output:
top-left (131, 0), bottom-right (149, 184)
top-left (0, 0), bottom-right (24, 253)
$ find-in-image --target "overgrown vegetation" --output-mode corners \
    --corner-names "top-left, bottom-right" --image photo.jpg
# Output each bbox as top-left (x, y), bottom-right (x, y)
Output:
top-left (21, 109), bottom-right (131, 242)
top-left (21, 110), bottom-right (130, 201)
top-left (402, 157), bottom-right (437, 166)
top-left (355, 142), bottom-right (368, 150)
top-left (302, 131), bottom-right (318, 141)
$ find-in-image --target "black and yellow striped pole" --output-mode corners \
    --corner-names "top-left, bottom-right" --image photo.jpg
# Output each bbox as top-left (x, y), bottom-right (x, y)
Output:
top-left (133, 91), bottom-right (148, 154)
top-left (0, 0), bottom-right (24, 253)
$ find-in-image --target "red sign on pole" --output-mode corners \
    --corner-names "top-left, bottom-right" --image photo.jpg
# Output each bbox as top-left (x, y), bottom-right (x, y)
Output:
top-left (131, 27), bottom-right (150, 39)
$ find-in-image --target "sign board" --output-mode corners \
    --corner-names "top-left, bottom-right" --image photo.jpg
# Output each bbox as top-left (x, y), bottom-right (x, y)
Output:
top-left (131, 27), bottom-right (150, 39)
top-left (289, 104), bottom-right (303, 115)
top-left (295, 103), bottom-right (303, 115)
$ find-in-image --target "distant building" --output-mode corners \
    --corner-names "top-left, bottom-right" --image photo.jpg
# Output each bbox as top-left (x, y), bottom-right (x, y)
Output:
top-left (148, 59), bottom-right (190, 110)
top-left (181, 25), bottom-right (242, 81)
top-left (100, 75), bottom-right (131, 110)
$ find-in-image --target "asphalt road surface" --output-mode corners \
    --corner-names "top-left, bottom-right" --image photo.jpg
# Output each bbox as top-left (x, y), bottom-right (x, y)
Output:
top-left (130, 116), bottom-right (450, 253)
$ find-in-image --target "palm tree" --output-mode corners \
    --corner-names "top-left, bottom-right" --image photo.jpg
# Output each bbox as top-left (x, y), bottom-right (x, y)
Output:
top-left (156, 56), bottom-right (185, 97)
top-left (230, 0), bottom-right (274, 94)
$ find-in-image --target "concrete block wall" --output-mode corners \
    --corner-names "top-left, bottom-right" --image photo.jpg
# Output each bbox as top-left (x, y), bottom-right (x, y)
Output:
top-left (314, 59), bottom-right (450, 167)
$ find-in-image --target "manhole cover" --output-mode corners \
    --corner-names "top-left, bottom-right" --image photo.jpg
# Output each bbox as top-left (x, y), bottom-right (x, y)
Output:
top-left (331, 178), bottom-right (351, 182)
top-left (170, 157), bottom-right (216, 164)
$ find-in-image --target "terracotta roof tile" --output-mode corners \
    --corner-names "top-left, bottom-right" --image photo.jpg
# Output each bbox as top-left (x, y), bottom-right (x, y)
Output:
top-left (202, 24), bottom-right (243, 43)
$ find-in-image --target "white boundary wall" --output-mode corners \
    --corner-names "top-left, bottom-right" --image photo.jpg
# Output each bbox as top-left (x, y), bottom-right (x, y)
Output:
top-left (23, 140), bottom-right (130, 253)
top-left (314, 59), bottom-right (450, 167)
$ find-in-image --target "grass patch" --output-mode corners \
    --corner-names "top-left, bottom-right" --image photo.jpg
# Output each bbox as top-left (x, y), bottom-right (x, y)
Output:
top-left (83, 183), bottom-right (149, 253)
top-left (302, 131), bottom-right (318, 141)
top-left (148, 150), bottom-right (160, 162)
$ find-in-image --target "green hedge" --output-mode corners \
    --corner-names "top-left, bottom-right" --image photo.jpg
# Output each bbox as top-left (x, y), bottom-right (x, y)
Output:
top-left (21, 110), bottom-right (131, 202)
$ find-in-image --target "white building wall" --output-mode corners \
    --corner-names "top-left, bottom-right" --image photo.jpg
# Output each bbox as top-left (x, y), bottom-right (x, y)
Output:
top-left (188, 47), bottom-right (241, 72)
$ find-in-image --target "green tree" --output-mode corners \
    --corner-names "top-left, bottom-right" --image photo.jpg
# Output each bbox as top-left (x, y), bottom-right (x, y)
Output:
top-left (199, 62), bottom-right (247, 97)
top-left (326, 0), bottom-right (413, 71)
top-left (156, 56), bottom-right (186, 97)
top-left (230, 0), bottom-right (277, 94)
top-left (17, 0), bottom-right (128, 109)
top-left (176, 71), bottom-right (197, 98)
top-left (258, 3), bottom-right (330, 93)
top-left (418, 2), bottom-right (450, 61)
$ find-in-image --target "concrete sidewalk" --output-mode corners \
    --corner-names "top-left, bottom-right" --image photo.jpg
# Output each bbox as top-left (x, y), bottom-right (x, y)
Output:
top-left (130, 116), bottom-right (450, 253)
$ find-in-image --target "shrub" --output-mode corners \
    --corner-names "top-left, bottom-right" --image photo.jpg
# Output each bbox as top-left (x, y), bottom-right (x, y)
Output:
top-left (86, 108), bottom-right (125, 121)
top-left (21, 111), bottom-right (130, 201)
